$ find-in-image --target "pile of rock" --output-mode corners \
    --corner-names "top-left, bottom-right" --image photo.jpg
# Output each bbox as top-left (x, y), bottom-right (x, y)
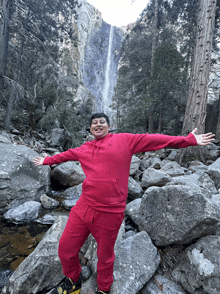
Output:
top-left (1, 129), bottom-right (220, 294)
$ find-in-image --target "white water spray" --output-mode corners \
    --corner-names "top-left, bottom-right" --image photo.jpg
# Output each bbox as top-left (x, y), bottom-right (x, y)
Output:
top-left (102, 25), bottom-right (114, 114)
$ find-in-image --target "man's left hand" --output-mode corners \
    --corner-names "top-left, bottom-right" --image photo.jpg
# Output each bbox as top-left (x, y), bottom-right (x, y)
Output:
top-left (191, 128), bottom-right (215, 145)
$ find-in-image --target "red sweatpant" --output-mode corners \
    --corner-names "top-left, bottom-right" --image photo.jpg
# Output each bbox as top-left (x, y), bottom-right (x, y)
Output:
top-left (58, 202), bottom-right (124, 292)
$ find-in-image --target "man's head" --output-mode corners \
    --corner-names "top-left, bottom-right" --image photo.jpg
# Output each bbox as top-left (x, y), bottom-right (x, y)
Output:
top-left (90, 113), bottom-right (110, 139)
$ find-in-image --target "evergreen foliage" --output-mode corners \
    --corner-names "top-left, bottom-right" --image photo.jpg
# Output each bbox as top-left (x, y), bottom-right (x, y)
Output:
top-left (1, 0), bottom-right (220, 139)
top-left (113, 0), bottom-right (189, 134)
top-left (0, 0), bottom-right (92, 143)
top-left (113, 0), bottom-right (220, 135)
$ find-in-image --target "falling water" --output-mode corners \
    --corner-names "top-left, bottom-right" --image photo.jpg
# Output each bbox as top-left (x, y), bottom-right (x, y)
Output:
top-left (102, 25), bottom-right (114, 114)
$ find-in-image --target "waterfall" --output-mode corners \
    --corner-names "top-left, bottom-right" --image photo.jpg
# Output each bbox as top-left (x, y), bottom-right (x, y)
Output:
top-left (102, 25), bottom-right (114, 114)
top-left (82, 21), bottom-right (123, 126)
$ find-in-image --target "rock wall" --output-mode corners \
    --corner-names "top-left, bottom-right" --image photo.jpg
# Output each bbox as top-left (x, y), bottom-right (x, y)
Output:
top-left (76, 0), bottom-right (124, 126)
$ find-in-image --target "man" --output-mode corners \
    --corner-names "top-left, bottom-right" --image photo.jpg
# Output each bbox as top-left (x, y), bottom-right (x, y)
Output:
top-left (33, 113), bottom-right (215, 294)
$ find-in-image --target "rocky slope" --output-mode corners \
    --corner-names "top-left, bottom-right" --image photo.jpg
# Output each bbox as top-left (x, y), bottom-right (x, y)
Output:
top-left (1, 129), bottom-right (220, 293)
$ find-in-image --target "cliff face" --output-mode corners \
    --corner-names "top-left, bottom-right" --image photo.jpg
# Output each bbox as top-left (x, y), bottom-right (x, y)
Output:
top-left (76, 0), bottom-right (124, 126)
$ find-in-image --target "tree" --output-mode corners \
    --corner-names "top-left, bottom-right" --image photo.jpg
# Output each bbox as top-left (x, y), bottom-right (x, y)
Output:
top-left (1, 0), bottom-right (79, 131)
top-left (112, 27), bottom-right (152, 133)
top-left (0, 0), bottom-right (13, 100)
top-left (182, 0), bottom-right (217, 134)
top-left (150, 43), bottom-right (187, 133)
top-left (148, 0), bottom-right (159, 133)
top-left (113, 0), bottom-right (189, 134)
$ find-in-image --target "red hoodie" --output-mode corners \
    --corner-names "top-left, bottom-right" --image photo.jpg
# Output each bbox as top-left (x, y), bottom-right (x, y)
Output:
top-left (43, 132), bottom-right (197, 213)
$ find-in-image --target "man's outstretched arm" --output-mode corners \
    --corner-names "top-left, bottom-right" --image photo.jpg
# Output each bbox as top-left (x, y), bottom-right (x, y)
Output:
top-left (124, 128), bottom-right (215, 154)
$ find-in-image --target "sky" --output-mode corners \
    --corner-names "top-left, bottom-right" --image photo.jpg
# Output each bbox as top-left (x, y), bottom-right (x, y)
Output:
top-left (87, 0), bottom-right (150, 27)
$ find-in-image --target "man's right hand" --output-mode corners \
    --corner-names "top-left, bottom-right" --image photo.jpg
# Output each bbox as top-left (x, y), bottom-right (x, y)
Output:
top-left (33, 153), bottom-right (47, 166)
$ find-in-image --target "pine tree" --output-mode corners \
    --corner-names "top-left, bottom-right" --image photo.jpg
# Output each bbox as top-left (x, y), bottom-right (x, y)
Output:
top-left (182, 0), bottom-right (217, 134)
top-left (1, 0), bottom-right (79, 131)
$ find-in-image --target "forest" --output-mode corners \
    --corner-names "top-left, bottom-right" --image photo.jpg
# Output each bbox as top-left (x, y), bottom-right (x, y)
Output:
top-left (1, 0), bottom-right (220, 143)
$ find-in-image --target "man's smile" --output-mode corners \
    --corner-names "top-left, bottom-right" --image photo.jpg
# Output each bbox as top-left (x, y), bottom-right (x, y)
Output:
top-left (90, 117), bottom-right (110, 138)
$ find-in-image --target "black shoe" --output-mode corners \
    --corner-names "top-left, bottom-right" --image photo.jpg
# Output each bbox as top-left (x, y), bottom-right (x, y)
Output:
top-left (95, 290), bottom-right (110, 294)
top-left (51, 275), bottom-right (82, 294)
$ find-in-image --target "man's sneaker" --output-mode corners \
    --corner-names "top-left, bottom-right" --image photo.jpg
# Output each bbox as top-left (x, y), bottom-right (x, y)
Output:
top-left (51, 275), bottom-right (81, 294)
top-left (95, 290), bottom-right (110, 294)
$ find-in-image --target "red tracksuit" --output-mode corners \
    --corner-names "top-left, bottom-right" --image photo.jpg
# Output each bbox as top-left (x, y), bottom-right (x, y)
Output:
top-left (43, 132), bottom-right (197, 291)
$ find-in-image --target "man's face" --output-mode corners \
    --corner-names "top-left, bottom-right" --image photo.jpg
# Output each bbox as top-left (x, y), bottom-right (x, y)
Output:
top-left (90, 117), bottom-right (110, 139)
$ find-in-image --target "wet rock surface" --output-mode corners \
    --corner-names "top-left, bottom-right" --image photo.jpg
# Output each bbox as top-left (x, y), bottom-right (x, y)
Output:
top-left (0, 270), bottom-right (13, 292)
top-left (1, 216), bottom-right (68, 294)
top-left (0, 217), bottom-right (50, 272)
top-left (3, 201), bottom-right (42, 224)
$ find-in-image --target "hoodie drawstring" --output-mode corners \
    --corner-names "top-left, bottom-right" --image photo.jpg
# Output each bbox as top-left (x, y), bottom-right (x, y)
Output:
top-left (92, 138), bottom-right (104, 158)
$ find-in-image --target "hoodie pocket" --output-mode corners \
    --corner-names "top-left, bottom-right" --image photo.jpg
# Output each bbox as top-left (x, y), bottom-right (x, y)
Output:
top-left (82, 178), bottom-right (123, 206)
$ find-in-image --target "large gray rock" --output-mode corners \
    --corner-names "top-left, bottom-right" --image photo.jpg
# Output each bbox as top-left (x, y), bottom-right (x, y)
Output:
top-left (60, 184), bottom-right (82, 210)
top-left (143, 150), bottom-right (166, 160)
top-left (0, 132), bottom-right (11, 144)
top-left (47, 128), bottom-right (72, 150)
top-left (204, 142), bottom-right (220, 161)
top-left (166, 149), bottom-right (179, 161)
top-left (141, 168), bottom-right (171, 189)
top-left (80, 273), bottom-right (97, 294)
top-left (3, 201), bottom-right (41, 224)
top-left (51, 161), bottom-right (85, 187)
top-left (84, 222), bottom-right (125, 273)
top-left (2, 215), bottom-right (68, 294)
top-left (207, 157), bottom-right (220, 190)
top-left (128, 177), bottom-right (143, 200)
top-left (129, 155), bottom-right (141, 176)
top-left (136, 185), bottom-right (220, 246)
top-left (188, 160), bottom-right (208, 174)
top-left (172, 235), bottom-right (220, 294)
top-left (36, 211), bottom-right (69, 225)
top-left (111, 231), bottom-right (160, 294)
top-left (160, 160), bottom-right (186, 177)
top-left (141, 274), bottom-right (187, 294)
top-left (62, 198), bottom-right (78, 210)
top-left (167, 144), bottom-right (220, 163)
top-left (0, 143), bottom-right (50, 214)
top-left (59, 183), bottom-right (82, 199)
top-left (153, 149), bottom-right (167, 159)
top-left (36, 213), bottom-right (61, 225)
top-left (125, 198), bottom-right (142, 225)
top-left (170, 172), bottom-right (217, 194)
top-left (40, 194), bottom-right (59, 209)
top-left (140, 157), bottom-right (162, 171)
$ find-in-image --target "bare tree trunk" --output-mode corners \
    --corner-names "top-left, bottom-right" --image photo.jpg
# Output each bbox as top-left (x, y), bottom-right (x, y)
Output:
top-left (148, 107), bottom-right (154, 133)
top-left (157, 103), bottom-right (162, 133)
top-left (182, 0), bottom-right (217, 135)
top-left (148, 0), bottom-right (159, 133)
top-left (0, 0), bottom-right (12, 99)
top-left (151, 0), bottom-right (158, 73)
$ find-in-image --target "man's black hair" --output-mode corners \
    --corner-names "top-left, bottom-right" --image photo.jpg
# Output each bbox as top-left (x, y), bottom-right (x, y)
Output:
top-left (90, 113), bottom-right (110, 126)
